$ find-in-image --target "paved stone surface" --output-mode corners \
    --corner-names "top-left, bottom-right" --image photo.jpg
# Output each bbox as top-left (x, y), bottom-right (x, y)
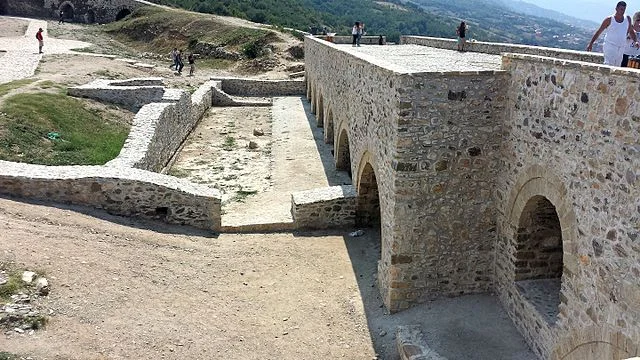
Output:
top-left (0, 16), bottom-right (91, 84)
top-left (336, 44), bottom-right (502, 73)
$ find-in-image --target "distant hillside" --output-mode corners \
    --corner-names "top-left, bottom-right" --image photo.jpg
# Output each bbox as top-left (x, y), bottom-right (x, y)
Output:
top-left (500, 0), bottom-right (599, 30)
top-left (146, 0), bottom-right (593, 50)
top-left (518, 0), bottom-right (614, 24)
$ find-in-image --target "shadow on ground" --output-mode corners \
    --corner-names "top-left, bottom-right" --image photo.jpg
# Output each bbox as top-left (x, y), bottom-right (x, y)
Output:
top-left (341, 227), bottom-right (537, 360)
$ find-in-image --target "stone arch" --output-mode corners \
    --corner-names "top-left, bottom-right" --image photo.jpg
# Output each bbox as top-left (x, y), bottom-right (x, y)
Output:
top-left (355, 152), bottom-right (380, 227)
top-left (506, 165), bottom-right (577, 325)
top-left (324, 107), bottom-right (334, 144)
top-left (60, 1), bottom-right (74, 21)
top-left (115, 8), bottom-right (132, 21)
top-left (306, 79), bottom-right (311, 100)
top-left (335, 127), bottom-right (351, 176)
top-left (316, 92), bottom-right (324, 128)
top-left (310, 84), bottom-right (317, 114)
top-left (550, 325), bottom-right (639, 360)
top-left (85, 9), bottom-right (96, 24)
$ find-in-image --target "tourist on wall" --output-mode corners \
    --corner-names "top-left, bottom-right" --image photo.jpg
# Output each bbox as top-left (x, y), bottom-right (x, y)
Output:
top-left (36, 28), bottom-right (44, 54)
top-left (622, 11), bottom-right (640, 66)
top-left (456, 21), bottom-right (468, 52)
top-left (352, 22), bottom-right (360, 47)
top-left (188, 53), bottom-right (195, 76)
top-left (587, 1), bottom-right (638, 66)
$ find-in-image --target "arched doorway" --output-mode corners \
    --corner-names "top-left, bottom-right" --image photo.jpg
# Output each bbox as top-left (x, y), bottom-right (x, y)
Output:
top-left (335, 129), bottom-right (351, 176)
top-left (60, 3), bottom-right (74, 21)
top-left (514, 195), bottom-right (563, 324)
top-left (356, 162), bottom-right (380, 227)
top-left (324, 108), bottom-right (334, 144)
top-left (85, 10), bottom-right (96, 24)
top-left (317, 93), bottom-right (324, 127)
top-left (115, 8), bottom-right (131, 21)
top-left (0, 0), bottom-right (7, 15)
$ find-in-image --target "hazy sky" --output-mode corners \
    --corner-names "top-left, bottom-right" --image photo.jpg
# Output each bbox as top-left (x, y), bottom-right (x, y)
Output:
top-left (521, 0), bottom-right (640, 24)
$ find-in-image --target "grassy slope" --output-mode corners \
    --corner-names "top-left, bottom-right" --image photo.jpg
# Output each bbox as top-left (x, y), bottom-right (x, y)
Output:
top-left (0, 84), bottom-right (129, 166)
top-left (103, 6), bottom-right (278, 56)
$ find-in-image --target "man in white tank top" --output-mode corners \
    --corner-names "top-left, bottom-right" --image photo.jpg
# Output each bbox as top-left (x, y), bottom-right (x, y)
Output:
top-left (587, 1), bottom-right (638, 66)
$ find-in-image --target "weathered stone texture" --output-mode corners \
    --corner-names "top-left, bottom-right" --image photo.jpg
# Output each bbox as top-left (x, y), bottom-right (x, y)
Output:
top-left (0, 161), bottom-right (221, 230)
top-left (305, 37), bottom-right (508, 312)
top-left (291, 185), bottom-right (356, 229)
top-left (495, 53), bottom-right (640, 359)
top-left (68, 78), bottom-right (167, 111)
top-left (401, 36), bottom-right (604, 64)
top-left (42, 0), bottom-right (146, 23)
top-left (212, 77), bottom-right (305, 96)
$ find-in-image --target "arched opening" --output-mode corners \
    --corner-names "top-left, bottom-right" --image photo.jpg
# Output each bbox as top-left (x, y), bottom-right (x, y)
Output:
top-left (115, 8), bottom-right (131, 21)
top-left (0, 0), bottom-right (7, 15)
top-left (310, 86), bottom-right (316, 114)
top-left (85, 10), bottom-right (96, 24)
top-left (356, 162), bottom-right (380, 227)
top-left (317, 94), bottom-right (324, 127)
top-left (335, 129), bottom-right (351, 177)
top-left (514, 195), bottom-right (563, 325)
top-left (306, 80), bottom-right (311, 100)
top-left (325, 108), bottom-right (334, 144)
top-left (60, 3), bottom-right (74, 21)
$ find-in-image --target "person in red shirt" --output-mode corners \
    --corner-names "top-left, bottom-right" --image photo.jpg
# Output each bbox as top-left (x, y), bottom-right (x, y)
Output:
top-left (36, 28), bottom-right (44, 54)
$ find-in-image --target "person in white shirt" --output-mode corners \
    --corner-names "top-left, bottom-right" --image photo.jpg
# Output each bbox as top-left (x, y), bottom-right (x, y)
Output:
top-left (352, 22), bottom-right (360, 47)
top-left (587, 1), bottom-right (638, 66)
top-left (622, 11), bottom-right (640, 66)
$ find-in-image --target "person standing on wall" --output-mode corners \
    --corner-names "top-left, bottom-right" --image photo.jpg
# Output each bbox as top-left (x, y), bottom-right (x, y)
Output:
top-left (587, 1), bottom-right (638, 66)
top-left (352, 22), bottom-right (360, 47)
top-left (36, 28), bottom-right (44, 54)
top-left (456, 21), bottom-right (467, 52)
top-left (622, 11), bottom-right (640, 66)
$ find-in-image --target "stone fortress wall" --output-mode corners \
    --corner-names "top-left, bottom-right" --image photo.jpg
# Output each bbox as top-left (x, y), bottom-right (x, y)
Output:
top-left (305, 36), bottom-right (639, 359)
top-left (0, 0), bottom-right (147, 23)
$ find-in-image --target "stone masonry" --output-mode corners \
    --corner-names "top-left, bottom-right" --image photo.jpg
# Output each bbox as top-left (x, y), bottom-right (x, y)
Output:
top-left (1, 0), bottom-right (148, 23)
top-left (305, 36), bottom-right (639, 359)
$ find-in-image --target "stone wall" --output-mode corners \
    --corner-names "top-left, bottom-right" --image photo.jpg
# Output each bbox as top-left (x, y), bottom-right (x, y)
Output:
top-left (0, 161), bottom-right (221, 230)
top-left (291, 185), bottom-right (357, 229)
top-left (3, 0), bottom-right (147, 23)
top-left (317, 35), bottom-right (386, 45)
top-left (495, 53), bottom-right (640, 358)
top-left (0, 79), bottom-right (222, 231)
top-left (401, 36), bottom-right (604, 64)
top-left (68, 78), bottom-right (167, 111)
top-left (213, 77), bottom-right (305, 96)
top-left (305, 36), bottom-right (509, 312)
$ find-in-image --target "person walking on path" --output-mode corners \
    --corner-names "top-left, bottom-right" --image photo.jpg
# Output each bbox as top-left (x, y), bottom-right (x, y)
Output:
top-left (175, 50), bottom-right (184, 74)
top-left (36, 28), bottom-right (44, 54)
top-left (188, 53), bottom-right (195, 76)
top-left (456, 21), bottom-right (467, 52)
top-left (58, 10), bottom-right (64, 24)
top-left (169, 48), bottom-right (178, 70)
top-left (587, 1), bottom-right (638, 66)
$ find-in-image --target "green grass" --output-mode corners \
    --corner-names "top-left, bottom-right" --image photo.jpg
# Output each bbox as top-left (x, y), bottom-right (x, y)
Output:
top-left (0, 352), bottom-right (19, 360)
top-left (0, 79), bottom-right (37, 98)
top-left (0, 271), bottom-right (23, 302)
top-left (196, 58), bottom-right (234, 70)
top-left (167, 167), bottom-right (191, 178)
top-left (222, 136), bottom-right (236, 151)
top-left (0, 92), bottom-right (129, 165)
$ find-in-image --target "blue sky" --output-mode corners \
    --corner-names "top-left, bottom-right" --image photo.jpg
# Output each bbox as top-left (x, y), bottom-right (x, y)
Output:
top-left (521, 0), bottom-right (639, 23)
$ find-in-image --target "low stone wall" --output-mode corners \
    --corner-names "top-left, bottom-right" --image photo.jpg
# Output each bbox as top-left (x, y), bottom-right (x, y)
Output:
top-left (317, 35), bottom-right (386, 45)
top-left (68, 78), bottom-right (167, 111)
top-left (0, 161), bottom-right (221, 230)
top-left (291, 185), bottom-right (357, 229)
top-left (400, 36), bottom-right (604, 64)
top-left (212, 77), bottom-right (305, 96)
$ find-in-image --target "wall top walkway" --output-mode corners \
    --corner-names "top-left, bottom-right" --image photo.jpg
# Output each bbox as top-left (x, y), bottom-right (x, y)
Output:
top-left (306, 37), bottom-right (502, 74)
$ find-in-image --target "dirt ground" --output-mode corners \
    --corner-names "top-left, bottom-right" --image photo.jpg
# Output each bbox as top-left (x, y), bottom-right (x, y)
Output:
top-left (0, 15), bottom-right (538, 360)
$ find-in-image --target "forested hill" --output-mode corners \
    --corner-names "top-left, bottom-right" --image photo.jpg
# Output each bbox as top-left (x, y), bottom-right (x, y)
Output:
top-left (146, 0), bottom-right (593, 50)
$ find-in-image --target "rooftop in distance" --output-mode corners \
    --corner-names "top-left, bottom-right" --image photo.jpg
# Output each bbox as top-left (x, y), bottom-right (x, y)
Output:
top-left (336, 44), bottom-right (502, 73)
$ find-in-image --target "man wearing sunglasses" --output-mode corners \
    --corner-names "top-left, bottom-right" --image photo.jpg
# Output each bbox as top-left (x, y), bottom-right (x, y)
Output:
top-left (587, 1), bottom-right (638, 66)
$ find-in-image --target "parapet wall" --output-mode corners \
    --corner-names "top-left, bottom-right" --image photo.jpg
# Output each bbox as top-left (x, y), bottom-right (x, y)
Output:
top-left (401, 36), bottom-right (604, 64)
top-left (495, 53), bottom-right (640, 358)
top-left (0, 161), bottom-right (221, 230)
top-left (212, 77), bottom-right (305, 96)
top-left (68, 78), bottom-right (168, 111)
